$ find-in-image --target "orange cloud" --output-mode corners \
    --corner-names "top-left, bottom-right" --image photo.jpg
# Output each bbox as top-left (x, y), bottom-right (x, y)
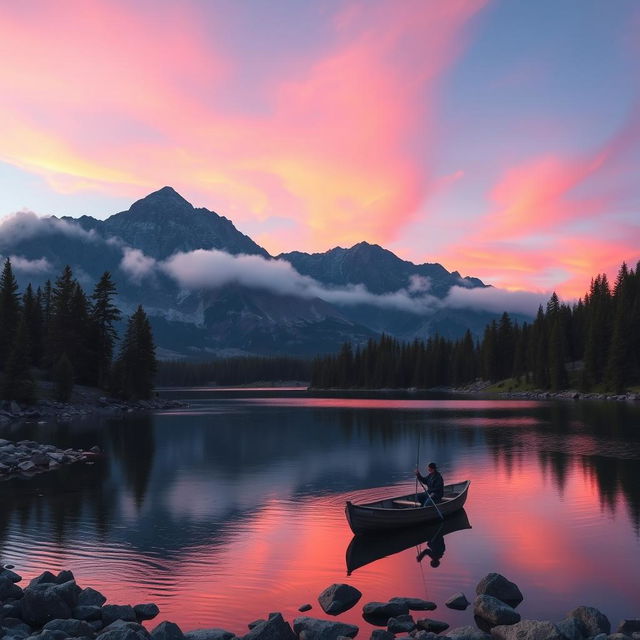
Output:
top-left (0, 0), bottom-right (487, 252)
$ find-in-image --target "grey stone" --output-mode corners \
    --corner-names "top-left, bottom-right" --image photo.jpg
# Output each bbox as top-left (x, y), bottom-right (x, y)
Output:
top-left (54, 580), bottom-right (81, 607)
top-left (608, 634), bottom-right (631, 640)
top-left (43, 619), bottom-right (95, 637)
top-left (150, 621), bottom-right (184, 640)
top-left (183, 630), bottom-right (234, 640)
top-left (447, 626), bottom-right (491, 640)
top-left (20, 585), bottom-right (72, 627)
top-left (72, 605), bottom-right (103, 621)
top-left (617, 621), bottom-right (640, 635)
top-left (390, 598), bottom-right (437, 611)
top-left (28, 572), bottom-right (57, 588)
top-left (55, 571), bottom-right (75, 585)
top-left (0, 577), bottom-right (22, 601)
top-left (476, 574), bottom-right (523, 607)
top-left (101, 604), bottom-right (137, 626)
top-left (363, 601), bottom-right (410, 621)
top-left (566, 606), bottom-right (610, 636)
top-left (298, 605), bottom-right (312, 613)
top-left (318, 584), bottom-right (362, 616)
top-left (415, 618), bottom-right (449, 634)
top-left (491, 620), bottom-right (564, 640)
top-left (293, 616), bottom-right (358, 640)
top-left (555, 617), bottom-right (587, 640)
top-left (77, 587), bottom-right (107, 607)
top-left (96, 629), bottom-right (147, 640)
top-left (17, 461), bottom-right (36, 472)
top-left (409, 632), bottom-right (442, 640)
top-left (370, 631), bottom-right (394, 640)
top-left (474, 595), bottom-right (520, 627)
top-left (243, 613), bottom-right (295, 640)
top-left (387, 615), bottom-right (415, 634)
top-left (445, 593), bottom-right (470, 610)
top-left (27, 631), bottom-right (67, 640)
top-left (134, 604), bottom-right (159, 621)
top-left (247, 621), bottom-right (265, 630)
top-left (99, 621), bottom-right (149, 638)
top-left (0, 570), bottom-right (21, 583)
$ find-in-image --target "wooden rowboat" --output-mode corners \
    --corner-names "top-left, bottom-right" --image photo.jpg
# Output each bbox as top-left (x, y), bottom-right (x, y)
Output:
top-left (346, 508), bottom-right (471, 574)
top-left (345, 480), bottom-right (470, 535)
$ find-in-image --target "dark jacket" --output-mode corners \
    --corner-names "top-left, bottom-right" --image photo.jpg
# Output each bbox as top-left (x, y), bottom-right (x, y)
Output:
top-left (417, 470), bottom-right (444, 502)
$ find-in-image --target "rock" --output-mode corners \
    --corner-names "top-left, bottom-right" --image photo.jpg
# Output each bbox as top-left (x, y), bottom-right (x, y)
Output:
top-left (370, 631), bottom-right (395, 640)
top-left (363, 601), bottom-right (410, 623)
top-left (17, 461), bottom-right (36, 472)
top-left (150, 621), bottom-right (185, 640)
top-left (473, 595), bottom-right (520, 627)
top-left (55, 579), bottom-right (82, 607)
top-left (608, 634), bottom-right (632, 640)
top-left (387, 615), bottom-right (415, 634)
top-left (78, 587), bottom-right (107, 607)
top-left (97, 628), bottom-right (148, 640)
top-left (445, 593), bottom-right (470, 610)
top-left (55, 570), bottom-right (75, 584)
top-left (446, 626), bottom-right (491, 639)
top-left (298, 605), bottom-right (312, 613)
top-left (555, 617), bottom-right (587, 640)
top-left (43, 619), bottom-right (95, 637)
top-left (183, 630), bottom-right (235, 640)
top-left (0, 576), bottom-right (22, 600)
top-left (28, 572), bottom-right (58, 588)
top-left (475, 573), bottom-right (523, 607)
top-left (389, 598), bottom-right (437, 611)
top-left (20, 585), bottom-right (72, 627)
top-left (10, 401), bottom-right (20, 413)
top-left (293, 616), bottom-right (358, 640)
top-left (415, 618), bottom-right (449, 634)
top-left (72, 605), bottom-right (103, 621)
top-left (100, 621), bottom-right (150, 638)
top-left (101, 604), bottom-right (137, 626)
top-left (318, 584), bottom-right (362, 615)
top-left (0, 569), bottom-right (21, 583)
top-left (1, 619), bottom-right (31, 636)
top-left (27, 631), bottom-right (68, 640)
top-left (409, 632), bottom-right (442, 640)
top-left (243, 613), bottom-right (296, 640)
top-left (134, 604), bottom-right (160, 621)
top-left (566, 606), bottom-right (611, 636)
top-left (491, 620), bottom-right (564, 640)
top-left (248, 620), bottom-right (265, 630)
top-left (617, 620), bottom-right (640, 635)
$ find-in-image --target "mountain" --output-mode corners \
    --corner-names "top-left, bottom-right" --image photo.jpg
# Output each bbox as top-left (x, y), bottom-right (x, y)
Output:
top-left (1, 187), bottom-right (515, 358)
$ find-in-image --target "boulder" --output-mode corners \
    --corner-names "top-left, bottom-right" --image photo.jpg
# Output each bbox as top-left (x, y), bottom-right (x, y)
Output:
top-left (101, 604), bottom-right (137, 626)
top-left (410, 632), bottom-right (442, 640)
top-left (293, 616), bottom-right (358, 640)
top-left (387, 615), bottom-right (415, 634)
top-left (0, 576), bottom-right (22, 601)
top-left (298, 605), bottom-right (312, 613)
top-left (608, 634), bottom-right (632, 640)
top-left (389, 598), bottom-right (436, 611)
top-left (363, 601), bottom-right (409, 623)
top-left (445, 593), bottom-right (470, 610)
top-left (134, 604), bottom-right (160, 621)
top-left (96, 628), bottom-right (148, 640)
top-left (475, 574), bottom-right (523, 607)
top-left (183, 630), bottom-right (235, 640)
top-left (28, 572), bottom-right (57, 588)
top-left (100, 621), bottom-right (150, 638)
top-left (473, 595), bottom-right (520, 627)
top-left (72, 605), bottom-right (103, 621)
top-left (20, 585), bottom-right (72, 627)
top-left (1, 618), bottom-right (31, 636)
top-left (242, 613), bottom-right (295, 640)
top-left (617, 620), bottom-right (640, 635)
top-left (555, 617), bottom-right (587, 640)
top-left (0, 569), bottom-right (21, 583)
top-left (566, 606), bottom-right (610, 636)
top-left (318, 584), bottom-right (362, 615)
top-left (491, 620), bottom-right (564, 640)
top-left (54, 580), bottom-right (82, 607)
top-left (26, 631), bottom-right (68, 640)
top-left (55, 571), bottom-right (75, 584)
top-left (78, 587), bottom-right (107, 607)
top-left (43, 619), bottom-right (95, 637)
top-left (248, 620), bottom-right (265, 630)
top-left (150, 621), bottom-right (185, 640)
top-left (370, 631), bottom-right (395, 640)
top-left (415, 618), bottom-right (449, 634)
top-left (446, 626), bottom-right (491, 640)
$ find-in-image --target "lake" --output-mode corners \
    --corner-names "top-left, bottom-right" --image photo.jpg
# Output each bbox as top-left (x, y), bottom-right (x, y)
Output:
top-left (1, 389), bottom-right (639, 635)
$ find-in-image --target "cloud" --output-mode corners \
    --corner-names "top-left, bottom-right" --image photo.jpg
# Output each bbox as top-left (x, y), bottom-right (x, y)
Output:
top-left (445, 285), bottom-right (549, 316)
top-left (119, 247), bottom-right (157, 284)
top-left (0, 210), bottom-right (97, 246)
top-left (4, 255), bottom-right (52, 274)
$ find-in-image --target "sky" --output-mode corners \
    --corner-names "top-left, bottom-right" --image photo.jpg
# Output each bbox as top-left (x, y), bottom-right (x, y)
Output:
top-left (1, 0), bottom-right (638, 298)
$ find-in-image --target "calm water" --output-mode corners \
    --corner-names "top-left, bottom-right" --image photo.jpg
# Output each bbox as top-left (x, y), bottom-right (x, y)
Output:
top-left (1, 389), bottom-right (639, 634)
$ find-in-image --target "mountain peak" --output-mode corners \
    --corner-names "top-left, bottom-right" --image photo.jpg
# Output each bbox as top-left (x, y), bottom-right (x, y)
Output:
top-left (129, 186), bottom-right (194, 215)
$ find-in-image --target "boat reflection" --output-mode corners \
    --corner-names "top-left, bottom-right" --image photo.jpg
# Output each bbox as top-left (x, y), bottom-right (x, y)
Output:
top-left (346, 508), bottom-right (471, 575)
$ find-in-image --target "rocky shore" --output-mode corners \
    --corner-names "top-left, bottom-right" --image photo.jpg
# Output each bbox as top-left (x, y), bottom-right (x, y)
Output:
top-left (1, 568), bottom-right (637, 640)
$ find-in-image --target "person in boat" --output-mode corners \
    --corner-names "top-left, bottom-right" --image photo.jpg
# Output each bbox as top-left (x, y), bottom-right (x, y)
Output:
top-left (415, 462), bottom-right (444, 506)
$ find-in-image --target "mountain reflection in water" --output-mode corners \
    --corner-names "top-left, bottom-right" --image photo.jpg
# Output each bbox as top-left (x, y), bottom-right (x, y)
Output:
top-left (0, 391), bottom-right (639, 634)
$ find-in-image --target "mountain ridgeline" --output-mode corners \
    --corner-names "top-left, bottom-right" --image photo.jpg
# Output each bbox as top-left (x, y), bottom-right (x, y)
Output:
top-left (0, 187), bottom-right (497, 358)
top-left (311, 262), bottom-right (640, 393)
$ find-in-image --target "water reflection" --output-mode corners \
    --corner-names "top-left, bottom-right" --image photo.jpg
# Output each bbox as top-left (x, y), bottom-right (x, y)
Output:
top-left (0, 392), bottom-right (639, 632)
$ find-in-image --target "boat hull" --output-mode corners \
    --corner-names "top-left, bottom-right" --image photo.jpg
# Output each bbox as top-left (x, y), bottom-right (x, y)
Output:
top-left (345, 480), bottom-right (470, 535)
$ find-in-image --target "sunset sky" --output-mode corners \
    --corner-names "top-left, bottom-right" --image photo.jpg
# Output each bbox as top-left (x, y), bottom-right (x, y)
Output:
top-left (1, 0), bottom-right (638, 297)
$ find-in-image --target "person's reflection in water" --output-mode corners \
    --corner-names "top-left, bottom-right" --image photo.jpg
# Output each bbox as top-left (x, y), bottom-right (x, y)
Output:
top-left (416, 525), bottom-right (445, 567)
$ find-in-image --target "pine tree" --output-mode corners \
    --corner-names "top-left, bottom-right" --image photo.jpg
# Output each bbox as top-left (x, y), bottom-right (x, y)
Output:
top-left (52, 353), bottom-right (74, 402)
top-left (0, 258), bottom-right (21, 367)
top-left (47, 266), bottom-right (76, 368)
top-left (23, 283), bottom-right (44, 367)
top-left (90, 272), bottom-right (121, 388)
top-left (113, 306), bottom-right (157, 400)
top-left (1, 314), bottom-right (36, 404)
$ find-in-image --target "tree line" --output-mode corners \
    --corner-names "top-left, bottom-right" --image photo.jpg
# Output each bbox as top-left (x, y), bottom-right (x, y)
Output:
top-left (0, 259), bottom-right (157, 403)
top-left (311, 261), bottom-right (640, 393)
top-left (156, 356), bottom-right (311, 387)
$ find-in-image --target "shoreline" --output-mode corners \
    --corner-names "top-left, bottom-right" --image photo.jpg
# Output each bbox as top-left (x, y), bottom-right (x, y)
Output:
top-left (1, 567), bottom-right (637, 640)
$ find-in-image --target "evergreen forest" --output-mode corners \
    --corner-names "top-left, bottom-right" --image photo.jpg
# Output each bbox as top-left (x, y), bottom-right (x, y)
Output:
top-left (311, 262), bottom-right (640, 393)
top-left (0, 259), bottom-right (157, 403)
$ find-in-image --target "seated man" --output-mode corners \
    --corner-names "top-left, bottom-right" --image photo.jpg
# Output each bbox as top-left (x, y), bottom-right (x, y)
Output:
top-left (415, 462), bottom-right (444, 506)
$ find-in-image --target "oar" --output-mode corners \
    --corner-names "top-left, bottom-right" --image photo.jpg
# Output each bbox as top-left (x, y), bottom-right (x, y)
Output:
top-left (415, 432), bottom-right (420, 505)
top-left (417, 478), bottom-right (444, 520)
